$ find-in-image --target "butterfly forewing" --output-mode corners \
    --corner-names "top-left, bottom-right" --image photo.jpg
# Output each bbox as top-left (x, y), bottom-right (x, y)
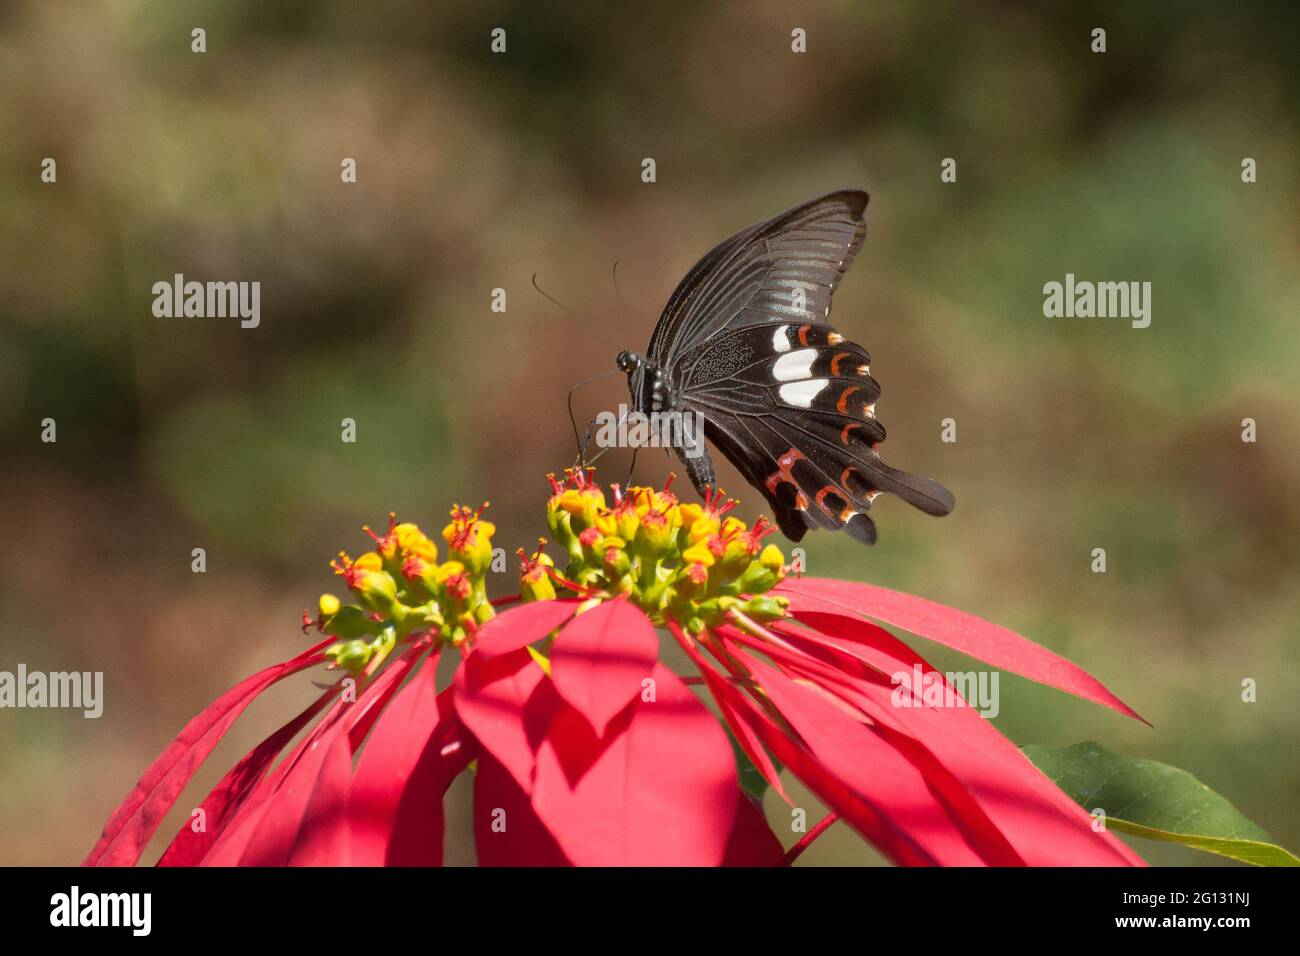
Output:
top-left (634, 189), bottom-right (953, 545)
top-left (650, 190), bottom-right (868, 368)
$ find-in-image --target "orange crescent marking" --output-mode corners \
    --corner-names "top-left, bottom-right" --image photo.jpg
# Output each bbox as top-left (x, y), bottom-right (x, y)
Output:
top-left (840, 422), bottom-right (860, 445)
top-left (830, 351), bottom-right (850, 376)
top-left (836, 385), bottom-right (860, 414)
top-left (815, 485), bottom-right (846, 518)
top-left (797, 324), bottom-right (811, 346)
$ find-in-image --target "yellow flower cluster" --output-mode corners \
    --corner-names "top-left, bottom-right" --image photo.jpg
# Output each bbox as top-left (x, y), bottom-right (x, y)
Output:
top-left (537, 469), bottom-right (789, 632)
top-left (306, 471), bottom-right (791, 669)
top-left (309, 507), bottom-right (498, 672)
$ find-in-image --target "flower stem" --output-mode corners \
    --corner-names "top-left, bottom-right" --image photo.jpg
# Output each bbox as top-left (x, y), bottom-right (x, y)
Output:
top-left (781, 811), bottom-right (839, 866)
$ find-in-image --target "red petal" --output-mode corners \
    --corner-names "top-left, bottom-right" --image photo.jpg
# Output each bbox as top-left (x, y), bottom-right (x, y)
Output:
top-left (348, 661), bottom-right (471, 866)
top-left (453, 646), bottom-right (559, 795)
top-left (84, 636), bottom-right (335, 867)
top-left (157, 686), bottom-right (337, 866)
top-left (774, 617), bottom-right (1145, 866)
top-left (724, 638), bottom-right (1003, 865)
top-left (677, 624), bottom-right (1002, 865)
top-left (281, 731), bottom-right (355, 866)
top-left (550, 597), bottom-right (660, 736)
top-left (474, 754), bottom-right (571, 866)
top-left (779, 577), bottom-right (1146, 723)
top-left (210, 647), bottom-right (421, 866)
top-left (471, 599), bottom-right (580, 659)
top-left (530, 662), bottom-right (740, 865)
top-left (697, 664), bottom-right (939, 866)
top-left (670, 630), bottom-right (788, 804)
top-left (722, 796), bottom-right (785, 867)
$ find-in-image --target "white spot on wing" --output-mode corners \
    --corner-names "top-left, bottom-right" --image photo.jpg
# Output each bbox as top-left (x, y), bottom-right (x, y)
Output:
top-left (772, 348), bottom-right (818, 382)
top-left (778, 379), bottom-right (829, 407)
top-left (772, 325), bottom-right (791, 353)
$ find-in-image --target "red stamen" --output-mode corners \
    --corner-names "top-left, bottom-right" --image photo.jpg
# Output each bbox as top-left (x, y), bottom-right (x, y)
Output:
top-left (446, 501), bottom-right (490, 551)
top-left (401, 556), bottom-right (425, 580)
top-left (701, 485), bottom-right (739, 518)
top-left (745, 515), bottom-right (779, 552)
top-left (545, 565), bottom-right (598, 597)
top-left (331, 552), bottom-right (365, 590)
top-left (444, 573), bottom-right (472, 601)
top-left (362, 512), bottom-right (398, 550)
top-left (517, 539), bottom-right (550, 579)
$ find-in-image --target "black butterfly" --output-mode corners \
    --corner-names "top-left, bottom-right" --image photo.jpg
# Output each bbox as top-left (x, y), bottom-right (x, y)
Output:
top-left (615, 189), bottom-right (954, 546)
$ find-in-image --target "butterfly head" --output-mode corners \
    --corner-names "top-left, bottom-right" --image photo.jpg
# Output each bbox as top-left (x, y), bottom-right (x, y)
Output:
top-left (617, 349), bottom-right (662, 414)
top-left (616, 350), bottom-right (642, 374)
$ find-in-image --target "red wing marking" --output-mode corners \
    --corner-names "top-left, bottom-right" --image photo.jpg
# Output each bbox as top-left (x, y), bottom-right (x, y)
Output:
top-left (765, 447), bottom-right (810, 510)
top-left (836, 385), bottom-right (860, 414)
top-left (830, 351), bottom-right (850, 376)
top-left (797, 323), bottom-right (812, 346)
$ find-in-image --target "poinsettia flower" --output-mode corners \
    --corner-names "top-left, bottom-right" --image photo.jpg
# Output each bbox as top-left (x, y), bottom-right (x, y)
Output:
top-left (86, 477), bottom-right (1146, 867)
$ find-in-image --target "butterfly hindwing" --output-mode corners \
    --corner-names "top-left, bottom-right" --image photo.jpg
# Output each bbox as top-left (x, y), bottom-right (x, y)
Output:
top-left (698, 405), bottom-right (880, 545)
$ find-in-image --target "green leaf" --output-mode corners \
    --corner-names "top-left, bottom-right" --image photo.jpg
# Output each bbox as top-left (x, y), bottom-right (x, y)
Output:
top-left (1024, 741), bottom-right (1298, 867)
top-left (726, 728), bottom-right (778, 802)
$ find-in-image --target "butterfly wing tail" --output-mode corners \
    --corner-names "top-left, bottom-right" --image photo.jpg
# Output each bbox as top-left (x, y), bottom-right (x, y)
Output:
top-left (855, 457), bottom-right (955, 517)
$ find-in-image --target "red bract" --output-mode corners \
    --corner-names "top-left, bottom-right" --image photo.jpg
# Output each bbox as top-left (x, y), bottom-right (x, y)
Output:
top-left (86, 494), bottom-right (1147, 867)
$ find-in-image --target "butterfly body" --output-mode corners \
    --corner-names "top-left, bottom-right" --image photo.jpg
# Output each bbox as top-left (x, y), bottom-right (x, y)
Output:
top-left (618, 349), bottom-right (716, 493)
top-left (619, 190), bottom-right (953, 545)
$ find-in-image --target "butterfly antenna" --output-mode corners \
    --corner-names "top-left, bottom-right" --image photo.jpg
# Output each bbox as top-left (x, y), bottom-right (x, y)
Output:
top-left (612, 260), bottom-right (627, 332)
top-left (531, 273), bottom-right (572, 314)
top-left (623, 446), bottom-right (638, 489)
top-left (581, 415), bottom-right (619, 467)
top-left (567, 368), bottom-right (621, 463)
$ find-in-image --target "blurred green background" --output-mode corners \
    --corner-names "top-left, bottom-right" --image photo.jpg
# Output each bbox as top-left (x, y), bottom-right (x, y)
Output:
top-left (1, 1), bottom-right (1296, 865)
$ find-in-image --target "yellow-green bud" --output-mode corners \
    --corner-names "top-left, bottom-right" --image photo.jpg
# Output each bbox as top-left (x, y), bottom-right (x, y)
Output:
top-left (332, 639), bottom-right (373, 672)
